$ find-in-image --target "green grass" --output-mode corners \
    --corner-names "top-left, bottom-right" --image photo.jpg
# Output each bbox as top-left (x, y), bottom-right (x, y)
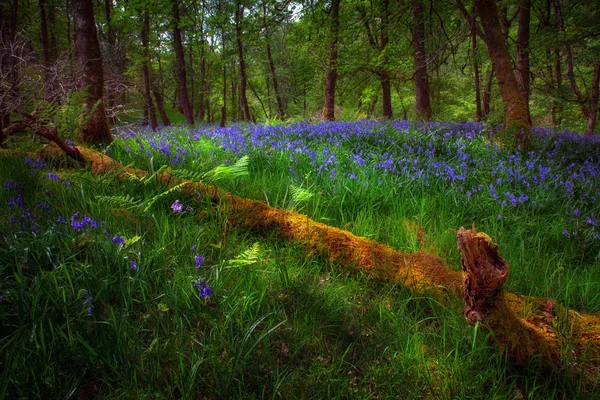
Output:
top-left (1, 128), bottom-right (599, 398)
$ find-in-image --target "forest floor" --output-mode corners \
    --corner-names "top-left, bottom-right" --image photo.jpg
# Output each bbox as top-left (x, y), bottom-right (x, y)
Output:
top-left (1, 120), bottom-right (600, 398)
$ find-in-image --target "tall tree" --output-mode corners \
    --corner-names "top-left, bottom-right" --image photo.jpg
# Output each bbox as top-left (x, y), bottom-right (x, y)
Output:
top-left (172, 0), bottom-right (194, 125)
top-left (476, 0), bottom-right (530, 146)
top-left (38, 0), bottom-right (51, 86)
top-left (554, 0), bottom-right (599, 135)
top-left (322, 0), bottom-right (341, 121)
top-left (515, 0), bottom-right (531, 123)
top-left (357, 0), bottom-right (393, 119)
top-left (72, 0), bottom-right (113, 144)
top-left (234, 0), bottom-right (251, 121)
top-left (412, 0), bottom-right (432, 121)
top-left (141, 12), bottom-right (158, 130)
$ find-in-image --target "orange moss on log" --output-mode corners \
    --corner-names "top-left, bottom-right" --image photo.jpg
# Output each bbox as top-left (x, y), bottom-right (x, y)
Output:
top-left (31, 145), bottom-right (600, 375)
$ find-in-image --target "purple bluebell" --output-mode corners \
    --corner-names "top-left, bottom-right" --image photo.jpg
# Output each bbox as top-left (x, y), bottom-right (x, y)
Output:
top-left (111, 235), bottom-right (125, 245)
top-left (193, 278), bottom-right (213, 298)
top-left (171, 200), bottom-right (184, 213)
top-left (195, 254), bottom-right (205, 269)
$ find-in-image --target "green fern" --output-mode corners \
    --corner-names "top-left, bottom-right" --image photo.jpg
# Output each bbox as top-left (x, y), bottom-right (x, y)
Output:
top-left (286, 184), bottom-right (314, 211)
top-left (204, 156), bottom-right (250, 182)
top-left (143, 182), bottom-right (189, 213)
top-left (171, 168), bottom-right (205, 182)
top-left (228, 242), bottom-right (261, 266)
top-left (96, 195), bottom-right (142, 210)
top-left (173, 155), bottom-right (250, 184)
top-left (143, 165), bottom-right (169, 185)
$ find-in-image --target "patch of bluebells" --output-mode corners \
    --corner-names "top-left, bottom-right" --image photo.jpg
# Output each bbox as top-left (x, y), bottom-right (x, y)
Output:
top-left (116, 121), bottom-right (600, 251)
top-left (70, 212), bottom-right (98, 232)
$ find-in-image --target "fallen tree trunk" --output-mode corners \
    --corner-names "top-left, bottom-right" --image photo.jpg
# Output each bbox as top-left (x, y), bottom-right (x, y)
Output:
top-left (13, 145), bottom-right (600, 377)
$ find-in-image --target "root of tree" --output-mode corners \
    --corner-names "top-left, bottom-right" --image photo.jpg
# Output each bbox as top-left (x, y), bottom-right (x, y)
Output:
top-left (5, 144), bottom-right (600, 380)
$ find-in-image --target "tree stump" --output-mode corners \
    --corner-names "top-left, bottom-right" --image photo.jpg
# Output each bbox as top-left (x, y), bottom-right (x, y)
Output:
top-left (457, 226), bottom-right (561, 367)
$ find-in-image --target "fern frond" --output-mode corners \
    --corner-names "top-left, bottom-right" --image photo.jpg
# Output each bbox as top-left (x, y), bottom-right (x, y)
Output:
top-left (143, 165), bottom-right (169, 185)
top-left (172, 168), bottom-right (205, 182)
top-left (228, 242), bottom-right (261, 266)
top-left (143, 182), bottom-right (188, 213)
top-left (204, 156), bottom-right (249, 182)
top-left (287, 184), bottom-right (314, 211)
top-left (96, 194), bottom-right (141, 210)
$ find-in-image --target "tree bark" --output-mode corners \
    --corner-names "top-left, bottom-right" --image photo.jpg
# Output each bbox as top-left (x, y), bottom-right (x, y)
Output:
top-left (476, 0), bottom-right (530, 147)
top-left (412, 0), bottom-right (432, 121)
top-left (172, 1), bottom-right (194, 125)
top-left (39, 0), bottom-right (51, 86)
top-left (142, 13), bottom-right (158, 131)
top-left (235, 0), bottom-right (251, 122)
top-left (585, 58), bottom-right (600, 135)
top-left (516, 0), bottom-right (531, 123)
top-left (72, 0), bottom-right (113, 144)
top-left (322, 0), bottom-right (341, 121)
top-left (380, 71), bottom-right (393, 119)
top-left (483, 68), bottom-right (494, 118)
top-left (472, 27), bottom-right (482, 121)
top-left (267, 41), bottom-right (285, 119)
top-left (152, 85), bottom-right (171, 127)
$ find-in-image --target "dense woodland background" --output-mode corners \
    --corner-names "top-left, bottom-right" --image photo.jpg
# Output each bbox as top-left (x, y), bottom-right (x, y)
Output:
top-left (1, 0), bottom-right (599, 144)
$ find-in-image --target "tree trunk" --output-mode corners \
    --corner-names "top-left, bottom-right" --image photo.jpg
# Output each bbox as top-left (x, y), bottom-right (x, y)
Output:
top-left (142, 13), bottom-right (158, 131)
top-left (412, 0), bottom-right (432, 121)
top-left (72, 0), bottom-right (113, 144)
top-left (39, 0), bottom-right (51, 86)
top-left (477, 0), bottom-right (530, 147)
top-left (267, 42), bottom-right (285, 119)
top-left (322, 0), bottom-right (340, 121)
top-left (380, 71), bottom-right (393, 119)
top-left (235, 0), bottom-right (251, 122)
top-left (472, 27), bottom-right (482, 121)
top-left (516, 0), bottom-right (531, 123)
top-left (172, 1), bottom-right (194, 125)
top-left (585, 58), bottom-right (600, 135)
top-left (220, 62), bottom-right (227, 128)
top-left (152, 85), bottom-right (171, 127)
top-left (483, 67), bottom-right (494, 118)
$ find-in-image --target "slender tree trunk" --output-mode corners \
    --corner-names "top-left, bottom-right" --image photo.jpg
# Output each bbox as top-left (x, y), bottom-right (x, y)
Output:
top-left (220, 63), bottom-right (227, 127)
top-left (322, 0), bottom-right (340, 121)
top-left (412, 0), bottom-right (432, 121)
top-left (267, 42), bottom-right (285, 119)
top-left (199, 44), bottom-right (206, 121)
top-left (516, 0), bottom-right (531, 123)
top-left (585, 58), bottom-right (600, 135)
top-left (39, 0), bottom-right (51, 85)
top-left (477, 0), bottom-right (530, 147)
top-left (235, 0), bottom-right (251, 121)
top-left (72, 0), bottom-right (113, 144)
top-left (472, 27), bottom-right (482, 121)
top-left (142, 13), bottom-right (158, 130)
top-left (172, 1), bottom-right (194, 125)
top-left (152, 85), bottom-right (171, 126)
top-left (379, 71), bottom-right (393, 119)
top-left (483, 67), bottom-right (494, 117)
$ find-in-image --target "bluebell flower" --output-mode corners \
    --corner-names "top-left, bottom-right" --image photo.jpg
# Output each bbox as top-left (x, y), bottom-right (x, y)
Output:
top-left (195, 254), bottom-right (205, 269)
top-left (193, 278), bottom-right (213, 298)
top-left (171, 200), bottom-right (184, 213)
top-left (47, 172), bottom-right (60, 182)
top-left (129, 260), bottom-right (138, 271)
top-left (82, 290), bottom-right (94, 316)
top-left (111, 235), bottom-right (125, 245)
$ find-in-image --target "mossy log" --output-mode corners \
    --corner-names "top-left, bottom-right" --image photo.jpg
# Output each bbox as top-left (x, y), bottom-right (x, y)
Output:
top-left (13, 145), bottom-right (600, 377)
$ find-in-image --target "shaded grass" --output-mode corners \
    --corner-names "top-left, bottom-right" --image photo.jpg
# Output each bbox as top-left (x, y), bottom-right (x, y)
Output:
top-left (1, 129), bottom-right (599, 398)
